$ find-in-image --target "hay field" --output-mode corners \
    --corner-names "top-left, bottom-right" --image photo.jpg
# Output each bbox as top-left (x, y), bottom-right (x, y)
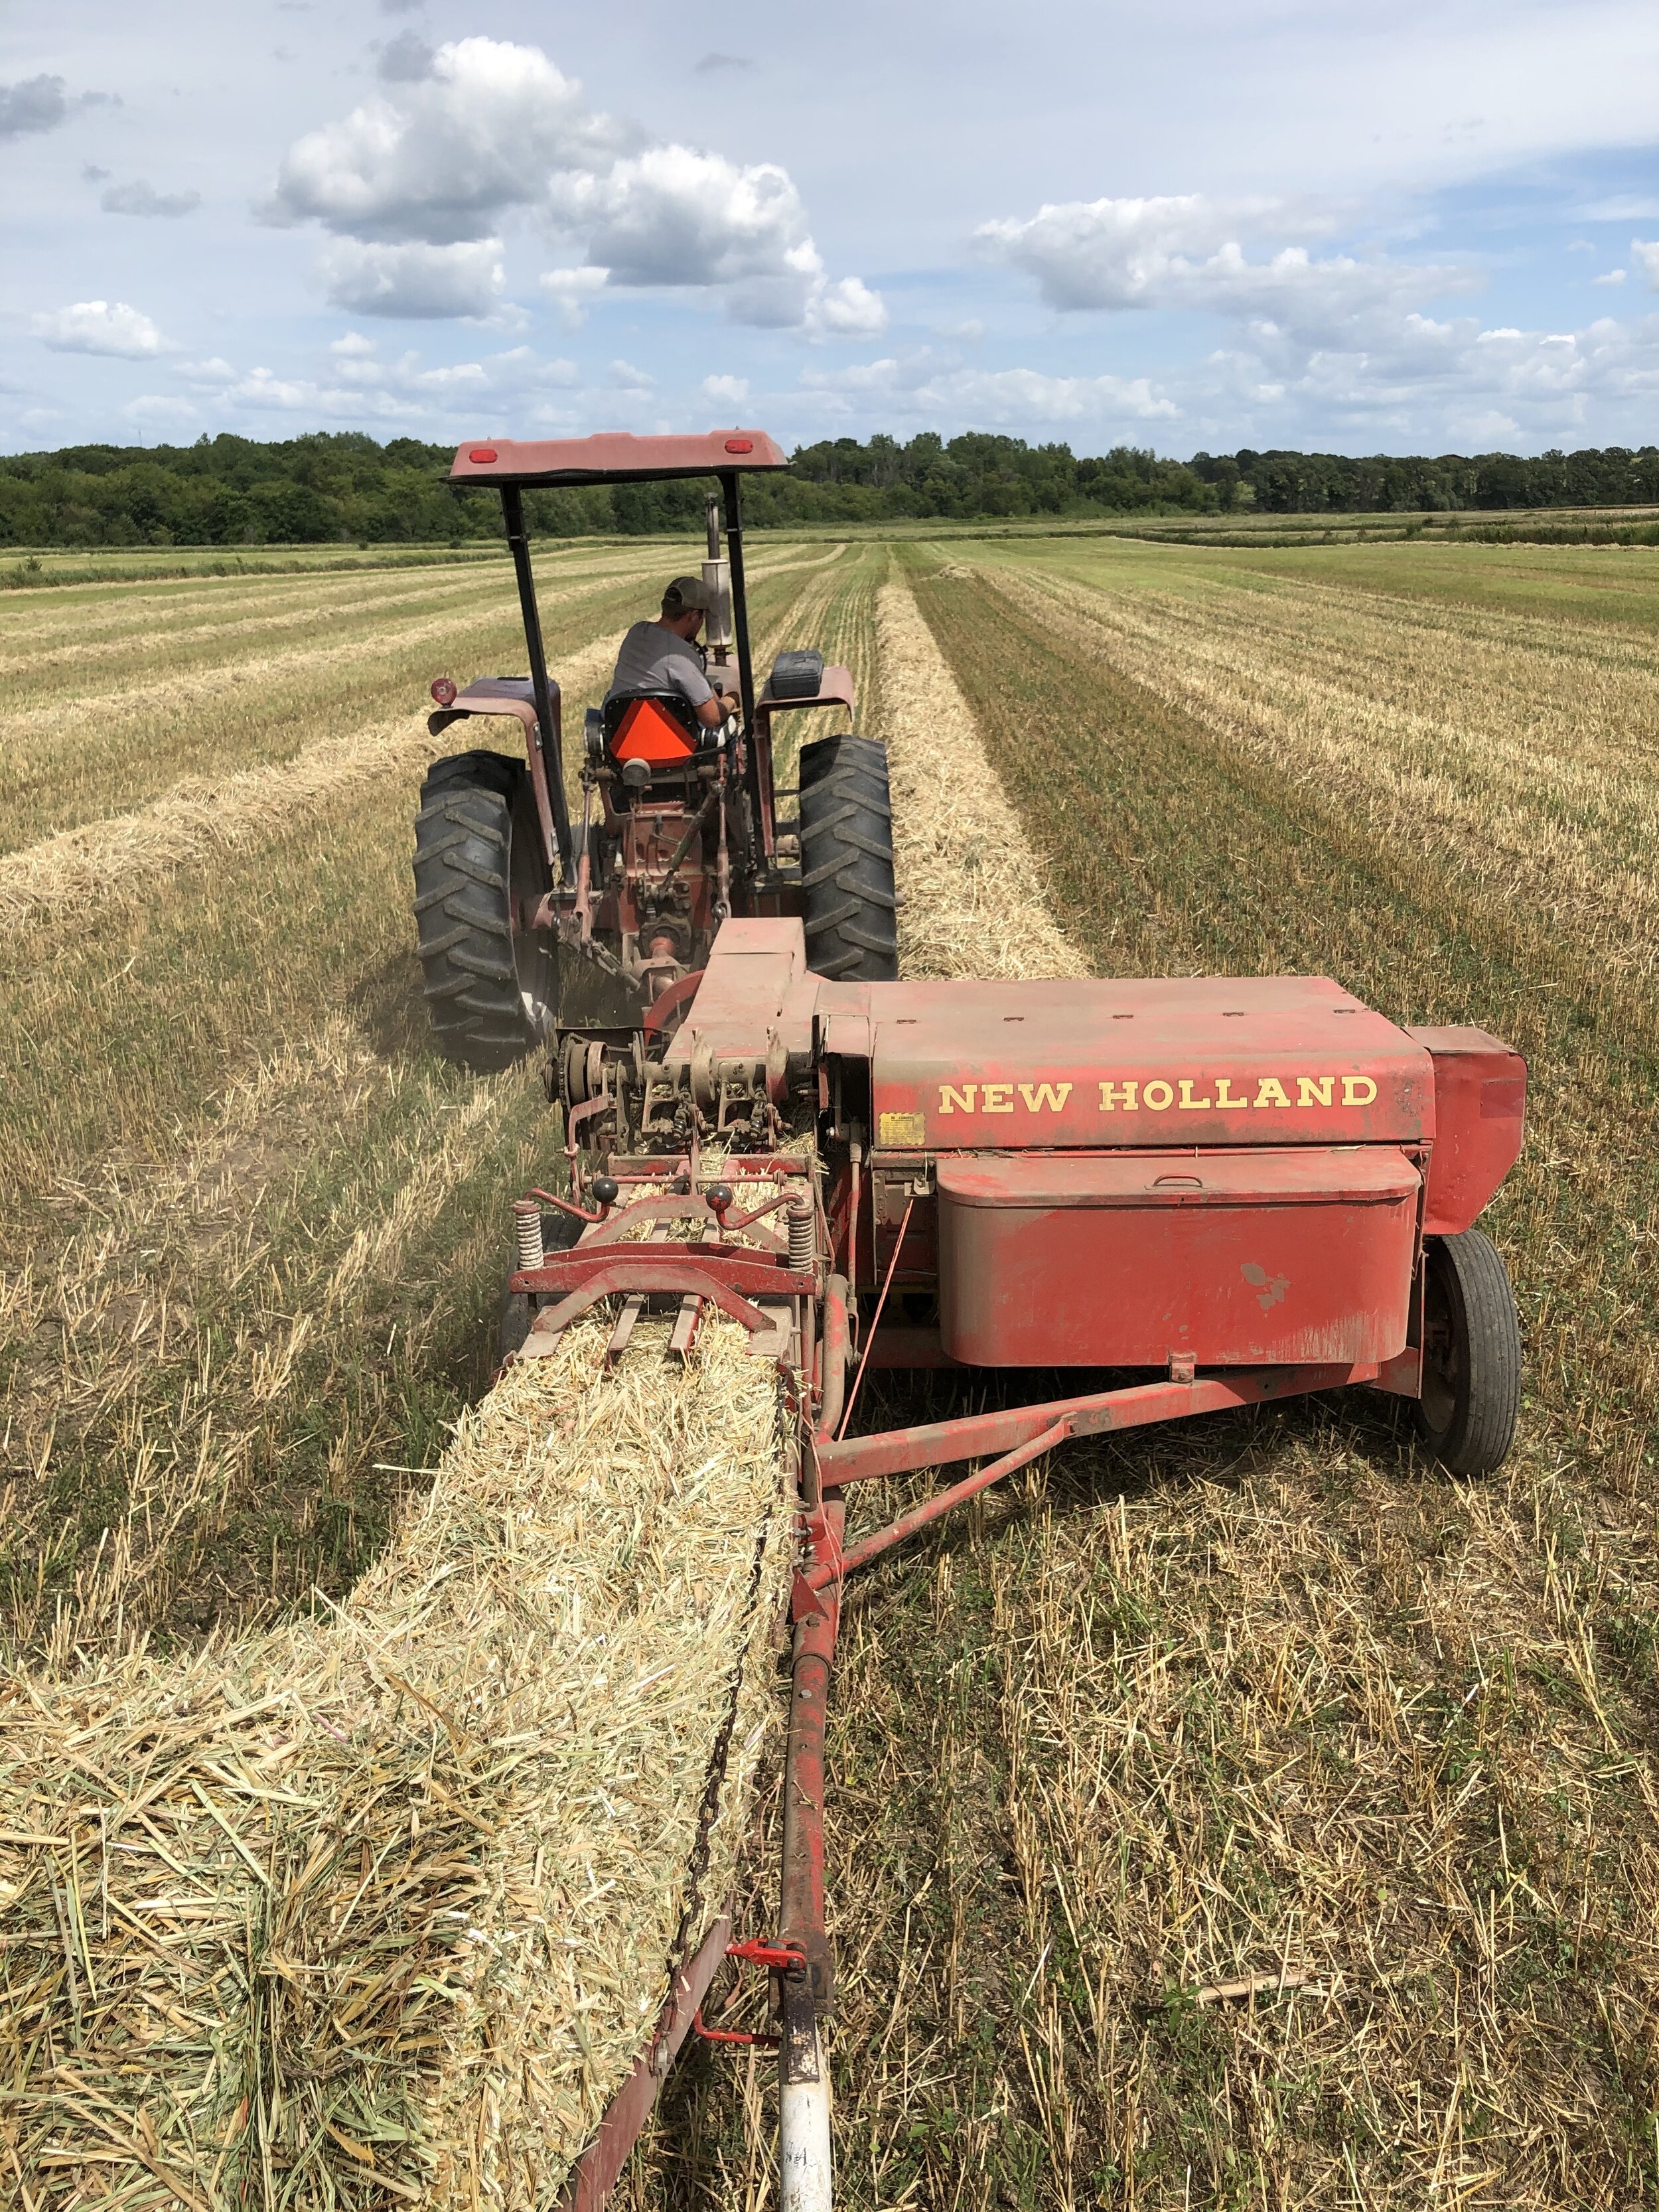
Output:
top-left (5, 529), bottom-right (1659, 2208)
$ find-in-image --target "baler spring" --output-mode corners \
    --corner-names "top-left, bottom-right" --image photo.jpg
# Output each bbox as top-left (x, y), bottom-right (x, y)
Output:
top-left (787, 1194), bottom-right (815, 1272)
top-left (513, 1199), bottom-right (545, 1270)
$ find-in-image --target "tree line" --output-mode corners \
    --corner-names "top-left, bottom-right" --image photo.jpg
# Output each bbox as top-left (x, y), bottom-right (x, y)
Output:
top-left (2, 429), bottom-right (1658, 547)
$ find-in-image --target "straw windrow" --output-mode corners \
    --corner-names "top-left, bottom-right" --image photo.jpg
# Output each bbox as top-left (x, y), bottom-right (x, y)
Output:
top-left (1, 1310), bottom-right (791, 2205)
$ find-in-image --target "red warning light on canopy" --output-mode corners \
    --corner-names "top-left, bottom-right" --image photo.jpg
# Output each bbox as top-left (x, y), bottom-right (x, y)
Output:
top-left (724, 437), bottom-right (754, 453)
top-left (431, 676), bottom-right (458, 707)
top-left (469, 447), bottom-right (499, 463)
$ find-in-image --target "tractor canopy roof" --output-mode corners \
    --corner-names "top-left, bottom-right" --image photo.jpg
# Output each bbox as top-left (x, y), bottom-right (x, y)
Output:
top-left (448, 430), bottom-right (788, 488)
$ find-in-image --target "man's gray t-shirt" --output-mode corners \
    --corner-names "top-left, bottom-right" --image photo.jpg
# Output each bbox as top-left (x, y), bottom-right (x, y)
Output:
top-left (606, 622), bottom-right (713, 708)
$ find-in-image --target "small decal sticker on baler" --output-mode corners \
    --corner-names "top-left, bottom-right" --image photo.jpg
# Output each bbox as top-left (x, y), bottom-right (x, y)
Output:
top-left (879, 1110), bottom-right (927, 1146)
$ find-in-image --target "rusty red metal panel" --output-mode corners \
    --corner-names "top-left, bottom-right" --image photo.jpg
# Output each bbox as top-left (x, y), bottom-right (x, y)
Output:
top-left (558, 1914), bottom-right (732, 2212)
top-left (864, 974), bottom-right (1434, 1151)
top-left (754, 662), bottom-right (857, 730)
top-left (936, 1146), bottom-right (1418, 1367)
top-left (449, 431), bottom-right (788, 486)
top-left (662, 917), bottom-right (818, 1069)
top-left (1406, 1025), bottom-right (1526, 1234)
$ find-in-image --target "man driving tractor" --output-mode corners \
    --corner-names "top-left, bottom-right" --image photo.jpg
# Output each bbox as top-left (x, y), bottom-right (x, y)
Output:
top-left (606, 575), bottom-right (741, 729)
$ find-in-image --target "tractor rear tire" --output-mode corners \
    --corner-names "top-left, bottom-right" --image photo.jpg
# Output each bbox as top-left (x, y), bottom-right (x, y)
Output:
top-left (1413, 1228), bottom-right (1521, 1477)
top-left (413, 750), bottom-right (557, 1072)
top-left (798, 733), bottom-right (899, 981)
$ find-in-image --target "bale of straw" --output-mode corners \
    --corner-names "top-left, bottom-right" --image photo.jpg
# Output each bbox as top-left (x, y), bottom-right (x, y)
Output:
top-left (1, 1309), bottom-right (790, 2207)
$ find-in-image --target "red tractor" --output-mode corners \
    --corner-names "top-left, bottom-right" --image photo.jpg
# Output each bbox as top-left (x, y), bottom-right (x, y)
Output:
top-left (414, 432), bottom-right (896, 1071)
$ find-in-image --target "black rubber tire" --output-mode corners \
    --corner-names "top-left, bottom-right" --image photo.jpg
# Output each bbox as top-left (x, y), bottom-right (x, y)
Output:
top-left (498, 1284), bottom-right (532, 1364)
top-left (413, 750), bottom-right (557, 1071)
top-left (497, 1211), bottom-right (581, 1364)
top-left (1413, 1228), bottom-right (1521, 1477)
top-left (797, 733), bottom-right (899, 981)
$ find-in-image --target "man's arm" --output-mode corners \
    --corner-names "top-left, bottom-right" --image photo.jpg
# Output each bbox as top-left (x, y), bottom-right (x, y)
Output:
top-left (694, 680), bottom-right (739, 729)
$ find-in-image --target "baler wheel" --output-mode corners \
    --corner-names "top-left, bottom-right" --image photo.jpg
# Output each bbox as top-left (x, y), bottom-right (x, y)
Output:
top-left (413, 749), bottom-right (557, 1072)
top-left (1414, 1228), bottom-right (1521, 1477)
top-left (798, 733), bottom-right (899, 981)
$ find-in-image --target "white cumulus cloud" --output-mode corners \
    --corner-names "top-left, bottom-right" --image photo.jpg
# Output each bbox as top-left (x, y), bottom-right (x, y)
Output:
top-left (188, 335), bottom-right (584, 423)
top-left (545, 144), bottom-right (886, 334)
top-left (538, 265), bottom-right (609, 329)
top-left (702, 373), bottom-right (749, 405)
top-left (264, 37), bottom-right (881, 334)
top-left (263, 38), bottom-right (627, 244)
top-left (976, 192), bottom-right (1469, 340)
top-left (803, 351), bottom-right (1175, 425)
top-left (1194, 308), bottom-right (1659, 449)
top-left (318, 238), bottom-right (505, 319)
top-left (1632, 239), bottom-right (1659, 289)
top-left (31, 301), bottom-right (174, 358)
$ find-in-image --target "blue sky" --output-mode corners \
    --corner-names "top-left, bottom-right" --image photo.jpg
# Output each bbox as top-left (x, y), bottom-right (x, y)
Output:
top-left (3, 0), bottom-right (1657, 458)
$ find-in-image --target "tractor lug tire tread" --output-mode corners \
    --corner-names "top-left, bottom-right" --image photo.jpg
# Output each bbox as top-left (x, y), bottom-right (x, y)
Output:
top-left (797, 733), bottom-right (899, 983)
top-left (413, 750), bottom-right (553, 1072)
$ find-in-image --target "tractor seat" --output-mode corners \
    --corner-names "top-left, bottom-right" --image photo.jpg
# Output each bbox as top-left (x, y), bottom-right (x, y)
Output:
top-left (601, 689), bottom-right (709, 771)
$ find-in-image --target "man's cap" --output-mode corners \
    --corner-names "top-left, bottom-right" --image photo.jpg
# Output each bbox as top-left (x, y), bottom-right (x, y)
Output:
top-left (662, 574), bottom-right (713, 614)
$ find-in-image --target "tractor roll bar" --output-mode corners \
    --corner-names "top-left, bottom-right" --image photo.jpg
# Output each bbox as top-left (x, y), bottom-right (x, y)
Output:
top-left (447, 433), bottom-right (791, 887)
top-left (500, 486), bottom-right (576, 885)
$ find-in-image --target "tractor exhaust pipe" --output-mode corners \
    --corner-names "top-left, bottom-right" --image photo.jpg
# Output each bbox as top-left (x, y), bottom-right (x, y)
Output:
top-left (703, 492), bottom-right (733, 666)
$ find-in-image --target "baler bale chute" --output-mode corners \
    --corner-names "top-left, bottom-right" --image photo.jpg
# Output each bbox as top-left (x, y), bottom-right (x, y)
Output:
top-left (411, 432), bottom-right (1527, 2210)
